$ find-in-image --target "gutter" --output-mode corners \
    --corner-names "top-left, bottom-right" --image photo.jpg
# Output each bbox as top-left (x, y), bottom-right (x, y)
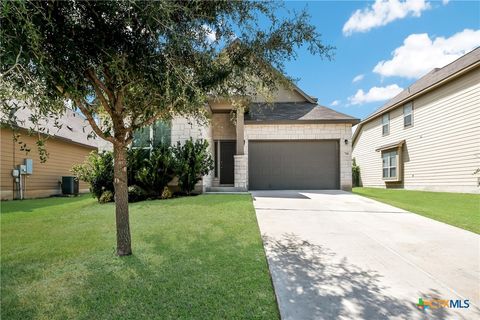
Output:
top-left (245, 118), bottom-right (360, 125)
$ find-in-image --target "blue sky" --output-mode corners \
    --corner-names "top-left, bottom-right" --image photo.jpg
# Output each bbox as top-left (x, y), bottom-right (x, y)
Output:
top-left (274, 0), bottom-right (480, 120)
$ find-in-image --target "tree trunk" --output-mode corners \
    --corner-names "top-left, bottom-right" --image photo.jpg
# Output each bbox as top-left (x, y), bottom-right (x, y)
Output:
top-left (113, 142), bottom-right (132, 256)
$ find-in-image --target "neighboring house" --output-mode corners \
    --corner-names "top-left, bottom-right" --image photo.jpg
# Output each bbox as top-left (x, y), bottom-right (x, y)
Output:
top-left (352, 48), bottom-right (480, 194)
top-left (1, 108), bottom-right (98, 200)
top-left (103, 78), bottom-right (360, 192)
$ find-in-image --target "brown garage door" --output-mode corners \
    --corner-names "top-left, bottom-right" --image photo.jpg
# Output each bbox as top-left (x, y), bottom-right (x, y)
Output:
top-left (248, 140), bottom-right (339, 190)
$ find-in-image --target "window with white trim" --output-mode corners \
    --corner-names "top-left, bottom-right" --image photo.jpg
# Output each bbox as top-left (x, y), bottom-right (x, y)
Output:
top-left (132, 120), bottom-right (171, 150)
top-left (382, 150), bottom-right (397, 179)
top-left (382, 113), bottom-right (390, 136)
top-left (403, 102), bottom-right (413, 127)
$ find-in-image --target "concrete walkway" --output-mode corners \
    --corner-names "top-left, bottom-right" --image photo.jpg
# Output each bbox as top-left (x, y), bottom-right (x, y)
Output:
top-left (252, 190), bottom-right (480, 320)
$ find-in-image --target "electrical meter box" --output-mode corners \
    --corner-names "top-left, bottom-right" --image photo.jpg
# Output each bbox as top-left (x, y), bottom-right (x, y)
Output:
top-left (25, 159), bottom-right (33, 174)
top-left (19, 165), bottom-right (27, 174)
top-left (12, 169), bottom-right (19, 177)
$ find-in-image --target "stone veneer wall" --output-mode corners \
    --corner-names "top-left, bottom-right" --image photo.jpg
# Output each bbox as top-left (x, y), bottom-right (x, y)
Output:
top-left (243, 123), bottom-right (353, 191)
top-left (212, 113), bottom-right (236, 140)
top-left (234, 155), bottom-right (248, 190)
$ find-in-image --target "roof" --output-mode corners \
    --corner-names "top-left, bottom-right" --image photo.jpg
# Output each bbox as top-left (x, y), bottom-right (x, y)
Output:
top-left (375, 140), bottom-right (405, 152)
top-left (245, 102), bottom-right (360, 124)
top-left (353, 47), bottom-right (480, 142)
top-left (2, 107), bottom-right (98, 148)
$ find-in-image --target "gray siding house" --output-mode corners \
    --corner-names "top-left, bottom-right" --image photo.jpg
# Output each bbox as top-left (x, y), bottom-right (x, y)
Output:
top-left (352, 48), bottom-right (480, 194)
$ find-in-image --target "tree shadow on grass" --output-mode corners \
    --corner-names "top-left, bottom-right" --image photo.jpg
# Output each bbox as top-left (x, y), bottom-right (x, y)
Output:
top-left (263, 233), bottom-right (462, 320)
top-left (1, 194), bottom-right (92, 214)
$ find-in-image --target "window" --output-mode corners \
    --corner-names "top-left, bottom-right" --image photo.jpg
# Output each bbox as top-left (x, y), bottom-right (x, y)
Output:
top-left (382, 150), bottom-right (397, 179)
top-left (403, 102), bottom-right (413, 127)
top-left (132, 120), bottom-right (171, 150)
top-left (382, 113), bottom-right (390, 135)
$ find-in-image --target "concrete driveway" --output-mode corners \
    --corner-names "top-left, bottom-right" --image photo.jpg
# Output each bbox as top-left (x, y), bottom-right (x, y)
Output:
top-left (252, 190), bottom-right (479, 320)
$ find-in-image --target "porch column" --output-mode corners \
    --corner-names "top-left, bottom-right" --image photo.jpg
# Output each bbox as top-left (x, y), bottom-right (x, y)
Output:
top-left (234, 107), bottom-right (247, 190)
top-left (236, 107), bottom-right (244, 155)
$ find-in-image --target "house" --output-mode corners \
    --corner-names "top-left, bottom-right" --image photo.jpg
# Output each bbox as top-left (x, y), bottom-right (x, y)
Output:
top-left (352, 48), bottom-right (480, 194)
top-left (112, 78), bottom-right (360, 192)
top-left (1, 108), bottom-right (98, 200)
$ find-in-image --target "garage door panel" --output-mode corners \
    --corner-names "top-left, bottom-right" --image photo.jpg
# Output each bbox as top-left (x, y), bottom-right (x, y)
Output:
top-left (248, 140), bottom-right (339, 190)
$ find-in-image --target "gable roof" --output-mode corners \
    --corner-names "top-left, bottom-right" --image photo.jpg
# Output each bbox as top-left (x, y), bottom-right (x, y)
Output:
top-left (2, 107), bottom-right (98, 148)
top-left (223, 39), bottom-right (318, 104)
top-left (353, 47), bottom-right (480, 142)
top-left (245, 102), bottom-right (360, 124)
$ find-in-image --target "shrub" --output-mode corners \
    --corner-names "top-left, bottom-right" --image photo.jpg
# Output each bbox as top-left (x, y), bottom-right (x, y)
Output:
top-left (173, 138), bottom-right (214, 195)
top-left (352, 157), bottom-right (361, 187)
top-left (99, 190), bottom-right (114, 203)
top-left (127, 148), bottom-right (150, 186)
top-left (135, 145), bottom-right (175, 195)
top-left (128, 185), bottom-right (148, 203)
top-left (72, 151), bottom-right (114, 200)
top-left (161, 186), bottom-right (172, 199)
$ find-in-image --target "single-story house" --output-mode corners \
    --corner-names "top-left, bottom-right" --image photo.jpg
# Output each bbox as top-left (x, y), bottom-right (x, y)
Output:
top-left (103, 78), bottom-right (360, 192)
top-left (1, 108), bottom-right (98, 200)
top-left (352, 47), bottom-right (480, 194)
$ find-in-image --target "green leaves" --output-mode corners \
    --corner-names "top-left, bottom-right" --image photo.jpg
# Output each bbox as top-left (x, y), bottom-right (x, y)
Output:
top-left (173, 138), bottom-right (214, 195)
top-left (2, 1), bottom-right (333, 143)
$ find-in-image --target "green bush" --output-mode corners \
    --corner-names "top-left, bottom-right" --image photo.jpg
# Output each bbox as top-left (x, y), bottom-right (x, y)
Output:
top-left (127, 148), bottom-right (150, 186)
top-left (72, 151), bottom-right (114, 200)
top-left (128, 185), bottom-right (148, 203)
top-left (72, 140), bottom-right (213, 201)
top-left (352, 157), bottom-right (361, 187)
top-left (99, 190), bottom-right (114, 203)
top-left (135, 145), bottom-right (175, 195)
top-left (173, 138), bottom-right (214, 195)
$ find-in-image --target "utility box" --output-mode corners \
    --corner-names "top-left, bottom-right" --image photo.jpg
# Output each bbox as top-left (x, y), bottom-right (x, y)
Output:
top-left (19, 165), bottom-right (27, 174)
top-left (25, 159), bottom-right (33, 174)
top-left (61, 176), bottom-right (79, 195)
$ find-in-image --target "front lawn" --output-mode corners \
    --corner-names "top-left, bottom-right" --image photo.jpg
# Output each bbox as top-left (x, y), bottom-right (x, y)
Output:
top-left (1, 194), bottom-right (279, 319)
top-left (353, 187), bottom-right (480, 234)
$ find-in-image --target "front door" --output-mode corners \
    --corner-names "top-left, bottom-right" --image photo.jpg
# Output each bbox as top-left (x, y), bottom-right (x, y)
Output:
top-left (220, 141), bottom-right (236, 184)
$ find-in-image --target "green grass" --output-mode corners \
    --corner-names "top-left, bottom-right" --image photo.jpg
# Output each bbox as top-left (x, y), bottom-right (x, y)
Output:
top-left (353, 187), bottom-right (480, 234)
top-left (1, 194), bottom-right (279, 320)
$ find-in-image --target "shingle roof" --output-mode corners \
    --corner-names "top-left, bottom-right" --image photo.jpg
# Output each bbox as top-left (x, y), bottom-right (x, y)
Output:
top-left (362, 47), bottom-right (480, 124)
top-left (245, 102), bottom-right (360, 124)
top-left (3, 107), bottom-right (98, 148)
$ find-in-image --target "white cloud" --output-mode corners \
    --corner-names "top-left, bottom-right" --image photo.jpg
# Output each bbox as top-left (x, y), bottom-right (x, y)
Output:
top-left (442, 0), bottom-right (450, 4)
top-left (330, 100), bottom-right (340, 106)
top-left (348, 84), bottom-right (403, 105)
top-left (202, 25), bottom-right (216, 42)
top-left (352, 74), bottom-right (364, 83)
top-left (343, 0), bottom-right (432, 35)
top-left (373, 29), bottom-right (480, 78)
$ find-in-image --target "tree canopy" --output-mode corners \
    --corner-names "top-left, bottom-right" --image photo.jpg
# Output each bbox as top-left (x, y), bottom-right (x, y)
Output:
top-left (1, 0), bottom-right (333, 255)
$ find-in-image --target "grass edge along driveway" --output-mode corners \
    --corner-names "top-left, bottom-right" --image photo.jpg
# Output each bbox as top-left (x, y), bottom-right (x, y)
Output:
top-left (353, 187), bottom-right (480, 234)
top-left (1, 194), bottom-right (279, 320)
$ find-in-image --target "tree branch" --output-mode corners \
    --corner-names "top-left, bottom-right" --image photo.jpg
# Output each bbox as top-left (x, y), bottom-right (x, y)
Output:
top-left (86, 68), bottom-right (115, 102)
top-left (114, 87), bottom-right (124, 114)
top-left (129, 99), bottom-right (181, 133)
top-left (74, 98), bottom-right (115, 143)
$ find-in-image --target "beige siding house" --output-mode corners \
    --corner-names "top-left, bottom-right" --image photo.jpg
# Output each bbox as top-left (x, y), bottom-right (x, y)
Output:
top-left (352, 48), bottom-right (480, 194)
top-left (1, 108), bottom-right (98, 200)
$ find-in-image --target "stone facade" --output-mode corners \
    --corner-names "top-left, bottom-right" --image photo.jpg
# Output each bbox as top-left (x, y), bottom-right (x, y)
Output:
top-left (243, 123), bottom-right (354, 191)
top-left (234, 155), bottom-right (248, 191)
top-left (211, 113), bottom-right (236, 140)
